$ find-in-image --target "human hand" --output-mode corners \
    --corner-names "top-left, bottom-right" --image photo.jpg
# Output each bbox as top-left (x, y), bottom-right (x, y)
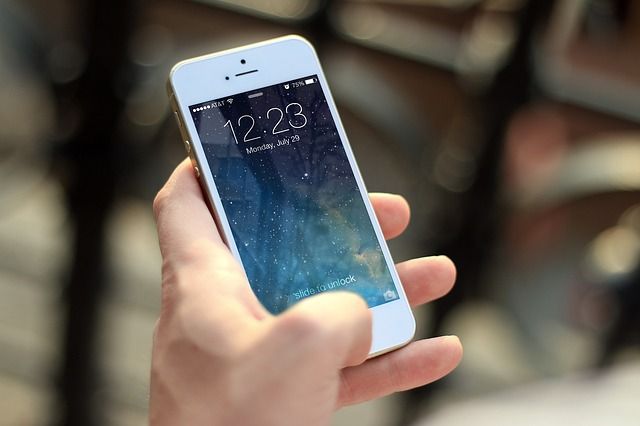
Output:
top-left (149, 159), bottom-right (462, 426)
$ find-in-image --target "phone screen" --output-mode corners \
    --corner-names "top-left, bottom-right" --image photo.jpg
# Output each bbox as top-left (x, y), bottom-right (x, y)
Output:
top-left (189, 75), bottom-right (400, 314)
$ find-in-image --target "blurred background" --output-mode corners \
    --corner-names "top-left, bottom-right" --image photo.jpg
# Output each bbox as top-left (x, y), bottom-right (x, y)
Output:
top-left (1, 0), bottom-right (639, 425)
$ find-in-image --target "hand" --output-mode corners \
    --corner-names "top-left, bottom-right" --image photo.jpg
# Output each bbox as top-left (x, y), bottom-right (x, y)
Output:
top-left (149, 159), bottom-right (462, 426)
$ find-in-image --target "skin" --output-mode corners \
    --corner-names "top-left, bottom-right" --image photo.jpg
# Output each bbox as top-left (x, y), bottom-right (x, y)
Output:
top-left (149, 159), bottom-right (463, 426)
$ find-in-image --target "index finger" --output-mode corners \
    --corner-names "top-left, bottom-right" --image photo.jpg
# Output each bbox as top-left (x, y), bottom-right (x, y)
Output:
top-left (369, 193), bottom-right (410, 240)
top-left (153, 159), bottom-right (228, 264)
top-left (153, 159), bottom-right (267, 316)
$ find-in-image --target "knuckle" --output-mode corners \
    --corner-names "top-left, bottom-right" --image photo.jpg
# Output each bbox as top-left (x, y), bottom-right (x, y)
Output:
top-left (177, 242), bottom-right (220, 278)
top-left (158, 262), bottom-right (185, 320)
top-left (158, 259), bottom-right (203, 321)
top-left (161, 239), bottom-right (212, 277)
top-left (152, 187), bottom-right (172, 220)
top-left (277, 309), bottom-right (327, 345)
top-left (156, 240), bottom-right (234, 324)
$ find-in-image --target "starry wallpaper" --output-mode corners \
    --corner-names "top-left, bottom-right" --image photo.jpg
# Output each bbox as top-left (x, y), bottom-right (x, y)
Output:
top-left (190, 75), bottom-right (399, 314)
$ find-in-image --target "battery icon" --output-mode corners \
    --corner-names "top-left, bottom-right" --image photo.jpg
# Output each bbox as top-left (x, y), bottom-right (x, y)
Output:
top-left (305, 78), bottom-right (315, 85)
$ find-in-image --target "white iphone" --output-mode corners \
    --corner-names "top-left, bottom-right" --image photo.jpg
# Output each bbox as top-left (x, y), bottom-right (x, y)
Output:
top-left (167, 35), bottom-right (415, 357)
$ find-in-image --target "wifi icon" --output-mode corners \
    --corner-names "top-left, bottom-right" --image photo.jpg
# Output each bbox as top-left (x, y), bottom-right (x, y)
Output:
top-left (227, 98), bottom-right (234, 105)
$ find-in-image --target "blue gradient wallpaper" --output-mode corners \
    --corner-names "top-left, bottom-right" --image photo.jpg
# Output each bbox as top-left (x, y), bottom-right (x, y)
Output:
top-left (190, 75), bottom-right (399, 314)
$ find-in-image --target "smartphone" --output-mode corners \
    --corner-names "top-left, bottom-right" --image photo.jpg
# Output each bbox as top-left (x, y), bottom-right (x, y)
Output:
top-left (167, 35), bottom-right (415, 357)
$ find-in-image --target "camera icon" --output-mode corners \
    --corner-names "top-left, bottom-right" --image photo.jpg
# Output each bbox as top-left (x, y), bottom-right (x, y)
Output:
top-left (383, 289), bottom-right (397, 301)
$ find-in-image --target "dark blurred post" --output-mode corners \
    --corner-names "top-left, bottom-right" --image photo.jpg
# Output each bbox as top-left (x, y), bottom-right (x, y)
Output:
top-left (397, 1), bottom-right (553, 424)
top-left (56, 0), bottom-right (140, 424)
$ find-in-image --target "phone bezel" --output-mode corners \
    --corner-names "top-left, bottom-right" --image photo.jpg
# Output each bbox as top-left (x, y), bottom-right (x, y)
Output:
top-left (168, 35), bottom-right (416, 356)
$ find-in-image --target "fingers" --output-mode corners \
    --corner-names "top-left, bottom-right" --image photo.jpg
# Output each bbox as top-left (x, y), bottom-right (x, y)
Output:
top-left (275, 292), bottom-right (372, 368)
top-left (153, 159), bottom-right (227, 260)
top-left (369, 196), bottom-right (455, 307)
top-left (369, 193), bottom-right (410, 240)
top-left (396, 256), bottom-right (456, 307)
top-left (337, 336), bottom-right (463, 407)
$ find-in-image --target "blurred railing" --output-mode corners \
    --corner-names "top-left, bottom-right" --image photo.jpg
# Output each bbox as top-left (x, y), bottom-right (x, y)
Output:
top-left (0, 1), bottom-right (638, 425)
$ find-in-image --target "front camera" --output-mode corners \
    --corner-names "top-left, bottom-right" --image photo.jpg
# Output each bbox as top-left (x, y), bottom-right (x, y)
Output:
top-left (241, 59), bottom-right (246, 64)
top-left (225, 76), bottom-right (230, 80)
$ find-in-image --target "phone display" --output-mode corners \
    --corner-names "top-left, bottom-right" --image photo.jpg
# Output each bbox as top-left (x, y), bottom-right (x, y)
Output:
top-left (189, 75), bottom-right (399, 314)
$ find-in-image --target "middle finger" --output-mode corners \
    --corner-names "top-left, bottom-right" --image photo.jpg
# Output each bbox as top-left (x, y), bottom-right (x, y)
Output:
top-left (396, 256), bottom-right (456, 307)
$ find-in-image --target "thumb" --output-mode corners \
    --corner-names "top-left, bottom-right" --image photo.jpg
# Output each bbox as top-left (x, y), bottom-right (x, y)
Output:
top-left (275, 292), bottom-right (372, 368)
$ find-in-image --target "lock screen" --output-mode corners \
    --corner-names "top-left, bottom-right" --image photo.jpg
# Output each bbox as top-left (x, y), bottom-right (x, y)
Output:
top-left (189, 75), bottom-right (399, 314)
